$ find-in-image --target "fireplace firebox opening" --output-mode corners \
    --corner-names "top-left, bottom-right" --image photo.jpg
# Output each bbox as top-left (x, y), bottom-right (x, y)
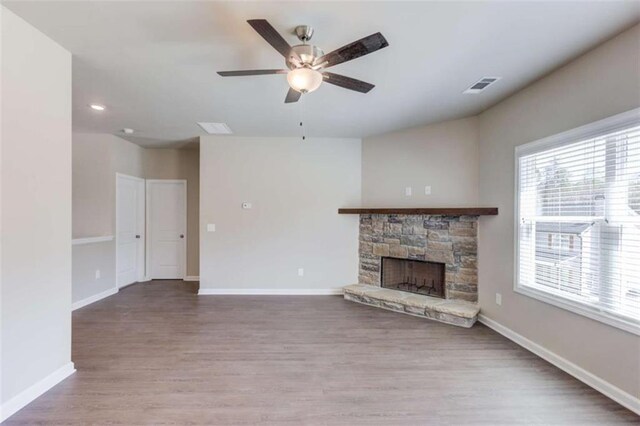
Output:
top-left (381, 257), bottom-right (445, 298)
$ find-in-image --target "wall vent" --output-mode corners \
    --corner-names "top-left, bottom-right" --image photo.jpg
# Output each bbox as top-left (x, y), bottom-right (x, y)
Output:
top-left (463, 77), bottom-right (501, 94)
top-left (197, 122), bottom-right (232, 134)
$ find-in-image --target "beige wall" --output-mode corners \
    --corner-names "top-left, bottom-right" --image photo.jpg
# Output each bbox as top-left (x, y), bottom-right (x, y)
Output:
top-left (1, 5), bottom-right (72, 411)
top-left (361, 117), bottom-right (479, 207)
top-left (200, 136), bottom-right (361, 292)
top-left (73, 133), bottom-right (144, 238)
top-left (477, 25), bottom-right (640, 397)
top-left (72, 134), bottom-right (199, 303)
top-left (72, 241), bottom-right (115, 304)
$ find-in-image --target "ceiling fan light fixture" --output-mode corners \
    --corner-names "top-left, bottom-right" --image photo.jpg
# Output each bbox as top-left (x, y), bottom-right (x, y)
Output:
top-left (287, 67), bottom-right (323, 94)
top-left (217, 20), bottom-right (388, 102)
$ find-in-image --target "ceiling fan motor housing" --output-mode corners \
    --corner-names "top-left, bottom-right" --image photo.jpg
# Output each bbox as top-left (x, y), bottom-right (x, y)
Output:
top-left (295, 25), bottom-right (314, 42)
top-left (287, 44), bottom-right (324, 69)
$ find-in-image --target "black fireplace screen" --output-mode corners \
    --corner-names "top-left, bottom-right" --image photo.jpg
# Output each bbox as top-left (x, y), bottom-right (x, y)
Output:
top-left (381, 257), bottom-right (445, 298)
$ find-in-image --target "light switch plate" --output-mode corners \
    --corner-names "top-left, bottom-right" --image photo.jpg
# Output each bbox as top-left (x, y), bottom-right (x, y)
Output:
top-left (207, 224), bottom-right (216, 232)
top-left (405, 186), bottom-right (412, 196)
top-left (495, 293), bottom-right (502, 306)
top-left (425, 186), bottom-right (432, 195)
top-left (298, 268), bottom-right (304, 277)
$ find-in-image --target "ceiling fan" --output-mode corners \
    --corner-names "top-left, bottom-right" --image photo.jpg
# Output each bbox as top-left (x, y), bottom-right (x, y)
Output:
top-left (217, 19), bottom-right (389, 103)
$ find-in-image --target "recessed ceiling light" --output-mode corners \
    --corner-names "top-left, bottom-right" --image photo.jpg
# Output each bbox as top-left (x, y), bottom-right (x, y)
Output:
top-left (89, 104), bottom-right (105, 111)
top-left (197, 122), bottom-right (232, 135)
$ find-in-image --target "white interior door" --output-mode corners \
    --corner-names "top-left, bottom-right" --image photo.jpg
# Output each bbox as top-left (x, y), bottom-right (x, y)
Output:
top-left (116, 174), bottom-right (145, 288)
top-left (147, 180), bottom-right (186, 279)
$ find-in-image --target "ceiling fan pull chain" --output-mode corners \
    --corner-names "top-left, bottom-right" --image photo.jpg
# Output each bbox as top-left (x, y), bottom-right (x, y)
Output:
top-left (300, 97), bottom-right (306, 141)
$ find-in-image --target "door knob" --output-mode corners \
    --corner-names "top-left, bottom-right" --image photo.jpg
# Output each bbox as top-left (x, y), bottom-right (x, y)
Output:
top-left (135, 235), bottom-right (140, 239)
top-left (180, 234), bottom-right (184, 238)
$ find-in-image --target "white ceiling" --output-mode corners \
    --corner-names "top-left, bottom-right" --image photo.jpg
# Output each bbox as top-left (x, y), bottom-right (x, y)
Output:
top-left (5, 1), bottom-right (640, 147)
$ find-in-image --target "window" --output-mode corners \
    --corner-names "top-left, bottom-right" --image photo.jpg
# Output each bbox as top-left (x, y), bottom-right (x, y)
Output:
top-left (515, 109), bottom-right (640, 335)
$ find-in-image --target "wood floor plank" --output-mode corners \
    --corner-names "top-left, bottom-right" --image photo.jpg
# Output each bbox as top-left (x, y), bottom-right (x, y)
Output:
top-left (5, 280), bottom-right (638, 425)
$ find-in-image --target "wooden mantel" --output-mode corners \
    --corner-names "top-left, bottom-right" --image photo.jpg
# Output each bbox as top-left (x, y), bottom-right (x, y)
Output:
top-left (338, 207), bottom-right (498, 215)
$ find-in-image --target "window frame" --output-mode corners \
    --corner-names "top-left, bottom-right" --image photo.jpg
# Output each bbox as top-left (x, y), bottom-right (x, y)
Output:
top-left (514, 108), bottom-right (640, 336)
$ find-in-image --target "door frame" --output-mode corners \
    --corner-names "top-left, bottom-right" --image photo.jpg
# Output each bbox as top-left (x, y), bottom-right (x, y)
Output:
top-left (115, 173), bottom-right (146, 288)
top-left (145, 179), bottom-right (187, 280)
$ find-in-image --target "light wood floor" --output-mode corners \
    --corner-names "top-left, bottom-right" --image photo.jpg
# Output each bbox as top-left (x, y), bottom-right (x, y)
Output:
top-left (6, 280), bottom-right (638, 425)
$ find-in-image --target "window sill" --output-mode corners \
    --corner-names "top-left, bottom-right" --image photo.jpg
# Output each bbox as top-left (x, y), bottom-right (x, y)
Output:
top-left (514, 285), bottom-right (640, 336)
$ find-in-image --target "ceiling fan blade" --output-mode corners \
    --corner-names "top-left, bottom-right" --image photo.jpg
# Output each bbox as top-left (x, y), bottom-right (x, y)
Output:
top-left (247, 19), bottom-right (294, 59)
top-left (285, 88), bottom-right (301, 103)
top-left (322, 72), bottom-right (375, 93)
top-left (315, 32), bottom-right (388, 68)
top-left (217, 69), bottom-right (287, 77)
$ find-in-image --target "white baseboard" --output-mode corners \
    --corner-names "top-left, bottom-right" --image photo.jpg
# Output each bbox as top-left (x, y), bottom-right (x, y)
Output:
top-left (183, 276), bottom-right (200, 282)
top-left (478, 314), bottom-right (640, 415)
top-left (72, 287), bottom-right (118, 311)
top-left (198, 288), bottom-right (343, 295)
top-left (0, 362), bottom-right (75, 422)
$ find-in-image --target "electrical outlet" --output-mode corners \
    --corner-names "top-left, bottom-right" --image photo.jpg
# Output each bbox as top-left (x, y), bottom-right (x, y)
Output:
top-left (424, 185), bottom-right (432, 195)
top-left (405, 186), bottom-right (412, 196)
top-left (207, 224), bottom-right (216, 232)
top-left (95, 269), bottom-right (101, 280)
top-left (495, 293), bottom-right (502, 306)
top-left (298, 268), bottom-right (304, 277)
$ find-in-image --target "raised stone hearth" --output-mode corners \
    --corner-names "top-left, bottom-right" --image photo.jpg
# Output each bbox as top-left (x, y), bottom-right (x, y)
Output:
top-left (344, 284), bottom-right (479, 328)
top-left (344, 213), bottom-right (481, 327)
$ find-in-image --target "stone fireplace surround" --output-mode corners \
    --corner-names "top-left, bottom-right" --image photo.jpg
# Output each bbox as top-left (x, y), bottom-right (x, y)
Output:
top-left (343, 213), bottom-right (482, 327)
top-left (360, 214), bottom-right (478, 301)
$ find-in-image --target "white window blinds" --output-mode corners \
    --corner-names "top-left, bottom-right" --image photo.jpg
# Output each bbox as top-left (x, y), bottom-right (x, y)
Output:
top-left (516, 111), bottom-right (640, 332)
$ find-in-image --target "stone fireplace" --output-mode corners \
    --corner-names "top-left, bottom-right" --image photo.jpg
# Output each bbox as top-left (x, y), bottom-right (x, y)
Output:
top-left (343, 212), bottom-right (488, 328)
top-left (359, 214), bottom-right (478, 302)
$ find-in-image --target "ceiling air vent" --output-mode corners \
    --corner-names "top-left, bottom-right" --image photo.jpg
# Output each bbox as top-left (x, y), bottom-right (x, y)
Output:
top-left (463, 77), bottom-right (501, 94)
top-left (197, 122), bottom-right (232, 134)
